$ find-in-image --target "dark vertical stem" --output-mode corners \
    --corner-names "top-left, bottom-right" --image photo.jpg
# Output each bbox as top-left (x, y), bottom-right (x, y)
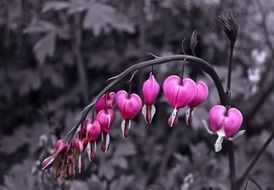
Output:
top-left (228, 141), bottom-right (236, 190)
top-left (72, 13), bottom-right (88, 104)
top-left (226, 40), bottom-right (236, 190)
top-left (236, 133), bottom-right (274, 189)
top-left (226, 41), bottom-right (234, 107)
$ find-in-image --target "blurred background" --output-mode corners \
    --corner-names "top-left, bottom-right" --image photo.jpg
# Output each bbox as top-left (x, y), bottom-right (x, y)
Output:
top-left (1, 0), bottom-right (274, 189)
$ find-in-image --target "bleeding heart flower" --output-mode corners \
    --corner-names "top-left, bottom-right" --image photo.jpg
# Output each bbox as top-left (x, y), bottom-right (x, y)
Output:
top-left (67, 153), bottom-right (75, 178)
top-left (95, 92), bottom-right (116, 114)
top-left (186, 81), bottom-right (209, 125)
top-left (96, 108), bottom-right (115, 152)
top-left (142, 72), bottom-right (160, 124)
top-left (163, 75), bottom-right (197, 127)
top-left (86, 120), bottom-right (101, 161)
top-left (41, 139), bottom-right (70, 171)
top-left (116, 90), bottom-right (142, 138)
top-left (209, 105), bottom-right (243, 152)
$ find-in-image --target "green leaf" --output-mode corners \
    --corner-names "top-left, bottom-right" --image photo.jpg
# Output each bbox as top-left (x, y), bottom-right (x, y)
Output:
top-left (34, 31), bottom-right (56, 65)
top-left (42, 1), bottom-right (69, 13)
top-left (83, 3), bottom-right (135, 36)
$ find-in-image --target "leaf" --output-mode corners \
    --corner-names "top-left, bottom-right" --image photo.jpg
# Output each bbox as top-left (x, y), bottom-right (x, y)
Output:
top-left (23, 20), bottom-right (55, 34)
top-left (113, 141), bottom-right (137, 157)
top-left (34, 31), bottom-right (56, 65)
top-left (68, 0), bottom-right (89, 14)
top-left (0, 159), bottom-right (36, 190)
top-left (83, 3), bottom-right (135, 36)
top-left (42, 1), bottom-right (69, 13)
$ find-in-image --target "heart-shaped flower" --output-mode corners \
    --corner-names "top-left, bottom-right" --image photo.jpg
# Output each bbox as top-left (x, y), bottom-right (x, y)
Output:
top-left (116, 90), bottom-right (142, 138)
top-left (85, 120), bottom-right (101, 161)
top-left (209, 105), bottom-right (243, 152)
top-left (142, 72), bottom-right (160, 124)
top-left (186, 81), bottom-right (209, 125)
top-left (163, 75), bottom-right (197, 127)
top-left (96, 108), bottom-right (115, 152)
top-left (95, 92), bottom-right (116, 114)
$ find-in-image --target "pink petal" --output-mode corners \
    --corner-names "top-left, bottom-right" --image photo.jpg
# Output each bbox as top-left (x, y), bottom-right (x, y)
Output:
top-left (224, 108), bottom-right (243, 137)
top-left (116, 90), bottom-right (142, 120)
top-left (87, 121), bottom-right (101, 142)
top-left (97, 109), bottom-right (115, 133)
top-left (163, 76), bottom-right (197, 109)
top-left (188, 81), bottom-right (209, 108)
top-left (209, 105), bottom-right (226, 132)
top-left (142, 72), bottom-right (160, 105)
top-left (95, 92), bottom-right (116, 114)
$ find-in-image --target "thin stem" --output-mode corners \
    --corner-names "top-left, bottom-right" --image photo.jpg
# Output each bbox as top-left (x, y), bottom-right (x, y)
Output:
top-left (236, 132), bottom-right (274, 188)
top-left (226, 41), bottom-right (235, 107)
top-left (247, 177), bottom-right (262, 190)
top-left (227, 141), bottom-right (236, 190)
top-left (65, 54), bottom-right (226, 143)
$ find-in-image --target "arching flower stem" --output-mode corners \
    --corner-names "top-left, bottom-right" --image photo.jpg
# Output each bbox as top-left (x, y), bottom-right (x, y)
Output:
top-left (65, 54), bottom-right (227, 144)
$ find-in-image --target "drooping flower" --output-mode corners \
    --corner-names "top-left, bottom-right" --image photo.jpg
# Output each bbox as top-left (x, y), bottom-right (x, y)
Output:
top-left (186, 81), bottom-right (209, 125)
top-left (163, 75), bottom-right (197, 127)
top-left (209, 105), bottom-right (243, 152)
top-left (142, 72), bottom-right (160, 124)
top-left (86, 120), bottom-right (101, 161)
top-left (41, 139), bottom-right (70, 171)
top-left (95, 92), bottom-right (116, 114)
top-left (116, 90), bottom-right (142, 138)
top-left (73, 138), bottom-right (85, 173)
top-left (96, 108), bottom-right (115, 152)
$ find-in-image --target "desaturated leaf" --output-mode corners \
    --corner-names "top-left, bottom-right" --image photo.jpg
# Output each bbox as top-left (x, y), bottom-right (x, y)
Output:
top-left (111, 157), bottom-right (128, 169)
top-left (42, 1), bottom-right (69, 13)
top-left (109, 175), bottom-right (134, 190)
top-left (68, 0), bottom-right (89, 14)
top-left (34, 31), bottom-right (56, 65)
top-left (70, 180), bottom-right (89, 190)
top-left (83, 3), bottom-right (135, 36)
top-left (113, 140), bottom-right (137, 157)
top-left (1, 159), bottom-right (36, 190)
top-left (23, 20), bottom-right (55, 34)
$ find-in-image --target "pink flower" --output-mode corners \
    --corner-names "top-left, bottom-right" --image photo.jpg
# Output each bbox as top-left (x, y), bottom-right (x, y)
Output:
top-left (186, 81), bottom-right (209, 125)
top-left (209, 105), bottom-right (243, 152)
top-left (116, 90), bottom-right (142, 138)
top-left (163, 75), bottom-right (197, 127)
top-left (86, 120), bottom-right (101, 161)
top-left (73, 138), bottom-right (85, 173)
top-left (95, 92), bottom-right (116, 114)
top-left (97, 109), bottom-right (115, 134)
top-left (188, 81), bottom-right (208, 108)
top-left (96, 108), bottom-right (115, 152)
top-left (142, 72), bottom-right (160, 124)
top-left (41, 139), bottom-right (70, 171)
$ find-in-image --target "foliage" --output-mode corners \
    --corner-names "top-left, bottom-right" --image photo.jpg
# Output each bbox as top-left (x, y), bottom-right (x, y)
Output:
top-left (1, 0), bottom-right (274, 189)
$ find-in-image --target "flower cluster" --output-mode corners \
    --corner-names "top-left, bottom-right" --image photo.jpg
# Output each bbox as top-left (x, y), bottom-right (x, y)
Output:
top-left (41, 72), bottom-right (244, 184)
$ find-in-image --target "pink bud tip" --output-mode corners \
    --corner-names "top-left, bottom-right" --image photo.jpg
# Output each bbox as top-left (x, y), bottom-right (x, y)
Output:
top-left (116, 90), bottom-right (142, 120)
top-left (163, 75), bottom-right (197, 109)
top-left (209, 105), bottom-right (243, 138)
top-left (188, 81), bottom-right (208, 108)
top-left (95, 92), bottom-right (116, 114)
top-left (142, 72), bottom-right (160, 105)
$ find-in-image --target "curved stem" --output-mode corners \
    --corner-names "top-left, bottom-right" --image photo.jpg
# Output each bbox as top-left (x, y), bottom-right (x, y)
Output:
top-left (236, 132), bottom-right (274, 189)
top-left (65, 54), bottom-right (226, 142)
